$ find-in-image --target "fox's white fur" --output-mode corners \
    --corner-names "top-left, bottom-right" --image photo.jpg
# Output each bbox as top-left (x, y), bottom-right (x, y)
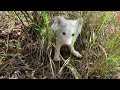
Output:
top-left (51, 16), bottom-right (83, 61)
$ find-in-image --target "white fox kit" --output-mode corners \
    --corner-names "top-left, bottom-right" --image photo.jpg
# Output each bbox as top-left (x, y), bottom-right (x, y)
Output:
top-left (51, 16), bottom-right (83, 61)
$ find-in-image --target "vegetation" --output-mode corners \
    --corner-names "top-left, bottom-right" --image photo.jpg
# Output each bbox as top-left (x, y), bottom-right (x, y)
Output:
top-left (0, 11), bottom-right (120, 79)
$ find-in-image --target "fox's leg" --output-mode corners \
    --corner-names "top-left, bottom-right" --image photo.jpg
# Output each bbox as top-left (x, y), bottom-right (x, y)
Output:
top-left (70, 46), bottom-right (82, 58)
top-left (53, 40), bottom-right (62, 61)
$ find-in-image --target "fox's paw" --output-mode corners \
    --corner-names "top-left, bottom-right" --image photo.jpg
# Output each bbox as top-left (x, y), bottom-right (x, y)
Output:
top-left (53, 56), bottom-right (61, 61)
top-left (73, 51), bottom-right (82, 58)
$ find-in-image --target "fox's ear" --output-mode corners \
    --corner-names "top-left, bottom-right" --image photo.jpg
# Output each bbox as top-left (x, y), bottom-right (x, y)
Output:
top-left (57, 16), bottom-right (67, 27)
top-left (50, 17), bottom-right (58, 32)
top-left (50, 16), bottom-right (67, 32)
top-left (76, 17), bottom-right (83, 34)
top-left (77, 17), bottom-right (83, 26)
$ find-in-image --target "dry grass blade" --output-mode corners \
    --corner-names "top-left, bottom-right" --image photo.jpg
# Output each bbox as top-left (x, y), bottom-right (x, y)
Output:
top-left (0, 60), bottom-right (9, 72)
top-left (47, 44), bottom-right (56, 78)
top-left (67, 63), bottom-right (81, 79)
top-left (55, 57), bottom-right (71, 78)
top-left (98, 44), bottom-right (108, 59)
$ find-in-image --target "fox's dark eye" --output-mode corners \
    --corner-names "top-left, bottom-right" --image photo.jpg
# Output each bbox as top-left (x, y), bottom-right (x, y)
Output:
top-left (72, 34), bottom-right (74, 36)
top-left (63, 32), bottom-right (65, 35)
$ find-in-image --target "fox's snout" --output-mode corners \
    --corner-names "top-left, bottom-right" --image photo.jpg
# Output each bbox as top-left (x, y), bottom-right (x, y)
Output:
top-left (65, 40), bottom-right (72, 46)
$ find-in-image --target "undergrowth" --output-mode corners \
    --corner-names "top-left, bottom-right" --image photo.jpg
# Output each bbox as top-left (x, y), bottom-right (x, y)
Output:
top-left (0, 11), bottom-right (120, 79)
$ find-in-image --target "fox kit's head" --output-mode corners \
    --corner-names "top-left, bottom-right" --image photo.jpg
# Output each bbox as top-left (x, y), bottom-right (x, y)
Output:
top-left (51, 16), bottom-right (83, 46)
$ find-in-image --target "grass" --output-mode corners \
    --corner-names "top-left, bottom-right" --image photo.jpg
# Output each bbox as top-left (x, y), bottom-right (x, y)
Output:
top-left (0, 11), bottom-right (120, 79)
